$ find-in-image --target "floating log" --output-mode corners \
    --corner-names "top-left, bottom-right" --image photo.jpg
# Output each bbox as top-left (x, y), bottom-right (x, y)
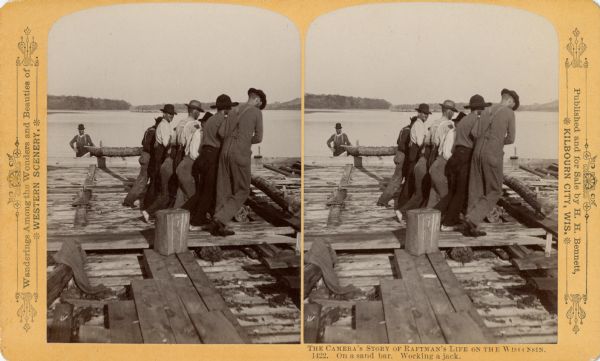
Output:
top-left (343, 146), bottom-right (396, 157)
top-left (47, 264), bottom-right (73, 307)
top-left (503, 175), bottom-right (555, 216)
top-left (84, 146), bottom-right (142, 157)
top-left (251, 175), bottom-right (300, 216)
top-left (154, 209), bottom-right (190, 256)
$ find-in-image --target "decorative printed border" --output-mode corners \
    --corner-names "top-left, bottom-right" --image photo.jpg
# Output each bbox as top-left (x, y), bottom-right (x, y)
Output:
top-left (563, 28), bottom-right (596, 334)
top-left (10, 27), bottom-right (41, 333)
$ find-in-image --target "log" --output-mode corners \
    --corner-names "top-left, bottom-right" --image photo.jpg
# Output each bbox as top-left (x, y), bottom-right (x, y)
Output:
top-left (344, 146), bottom-right (396, 157)
top-left (154, 209), bottom-right (189, 256)
top-left (251, 175), bottom-right (300, 216)
top-left (405, 209), bottom-right (440, 256)
top-left (47, 264), bottom-right (74, 307)
top-left (84, 146), bottom-right (142, 157)
top-left (503, 175), bottom-right (555, 216)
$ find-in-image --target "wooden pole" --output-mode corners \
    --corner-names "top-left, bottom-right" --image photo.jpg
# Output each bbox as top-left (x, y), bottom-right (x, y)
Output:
top-left (154, 209), bottom-right (190, 256)
top-left (405, 209), bottom-right (441, 256)
top-left (344, 146), bottom-right (396, 157)
top-left (251, 175), bottom-right (300, 216)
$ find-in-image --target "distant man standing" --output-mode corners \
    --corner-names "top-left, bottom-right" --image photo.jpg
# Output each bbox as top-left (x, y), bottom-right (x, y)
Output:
top-left (69, 124), bottom-right (95, 157)
top-left (142, 104), bottom-right (177, 222)
top-left (207, 89), bottom-right (265, 236)
top-left (463, 89), bottom-right (518, 237)
top-left (326, 123), bottom-right (351, 156)
top-left (395, 103), bottom-right (431, 221)
top-left (436, 95), bottom-right (491, 230)
top-left (425, 100), bottom-right (458, 207)
top-left (377, 116), bottom-right (416, 207)
top-left (174, 100), bottom-right (205, 208)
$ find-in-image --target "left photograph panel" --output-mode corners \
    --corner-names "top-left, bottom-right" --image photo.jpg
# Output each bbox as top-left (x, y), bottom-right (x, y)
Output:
top-left (47, 4), bottom-right (301, 344)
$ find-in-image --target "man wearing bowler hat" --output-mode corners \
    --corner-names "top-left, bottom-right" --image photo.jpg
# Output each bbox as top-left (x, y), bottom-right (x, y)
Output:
top-left (69, 123), bottom-right (95, 157)
top-left (183, 95), bottom-right (234, 229)
top-left (174, 100), bottom-right (205, 208)
top-left (463, 89), bottom-right (518, 237)
top-left (326, 123), bottom-right (352, 157)
top-left (142, 104), bottom-right (177, 222)
top-left (207, 88), bottom-right (264, 236)
top-left (395, 103), bottom-right (432, 221)
top-left (434, 96), bottom-right (491, 230)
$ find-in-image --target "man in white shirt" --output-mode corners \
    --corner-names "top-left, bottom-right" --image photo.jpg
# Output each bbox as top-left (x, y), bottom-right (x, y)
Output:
top-left (395, 103), bottom-right (431, 221)
top-left (142, 104), bottom-right (176, 222)
top-left (426, 101), bottom-right (459, 208)
top-left (174, 100), bottom-right (205, 208)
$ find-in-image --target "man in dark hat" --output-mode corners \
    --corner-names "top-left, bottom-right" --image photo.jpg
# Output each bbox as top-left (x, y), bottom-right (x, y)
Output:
top-left (207, 89), bottom-right (264, 236)
top-left (142, 104), bottom-right (177, 222)
top-left (462, 89), bottom-right (518, 236)
top-left (123, 116), bottom-right (162, 208)
top-left (174, 100), bottom-right (205, 208)
top-left (377, 115), bottom-right (416, 207)
top-left (326, 122), bottom-right (352, 156)
top-left (425, 100), bottom-right (459, 208)
top-left (69, 124), bottom-right (95, 157)
top-left (395, 103), bottom-right (431, 221)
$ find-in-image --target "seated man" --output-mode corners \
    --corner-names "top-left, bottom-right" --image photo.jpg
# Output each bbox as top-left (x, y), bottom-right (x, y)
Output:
top-left (326, 122), bottom-right (351, 156)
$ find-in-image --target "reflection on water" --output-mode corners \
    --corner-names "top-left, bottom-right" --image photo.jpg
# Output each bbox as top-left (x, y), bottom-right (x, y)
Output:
top-left (305, 109), bottom-right (558, 159)
top-left (48, 110), bottom-right (301, 158)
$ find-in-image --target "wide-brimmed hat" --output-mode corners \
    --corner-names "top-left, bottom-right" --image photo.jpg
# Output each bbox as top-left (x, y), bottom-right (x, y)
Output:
top-left (464, 94), bottom-right (492, 110)
top-left (185, 100), bottom-right (204, 112)
top-left (200, 112), bottom-right (213, 122)
top-left (414, 103), bottom-right (432, 115)
top-left (210, 94), bottom-right (239, 111)
top-left (77, 123), bottom-right (85, 130)
top-left (501, 88), bottom-right (520, 111)
top-left (160, 104), bottom-right (177, 115)
top-left (335, 122), bottom-right (342, 129)
top-left (248, 88), bottom-right (267, 110)
top-left (439, 99), bottom-right (458, 112)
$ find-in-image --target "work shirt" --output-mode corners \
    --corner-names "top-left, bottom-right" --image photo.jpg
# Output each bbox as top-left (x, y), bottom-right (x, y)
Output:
top-left (440, 128), bottom-right (455, 160)
top-left (202, 112), bottom-right (227, 149)
top-left (69, 134), bottom-right (94, 156)
top-left (155, 118), bottom-right (174, 148)
top-left (432, 117), bottom-right (453, 147)
top-left (219, 103), bottom-right (263, 146)
top-left (409, 119), bottom-right (426, 146)
top-left (173, 117), bottom-right (191, 146)
top-left (187, 125), bottom-right (203, 160)
top-left (453, 112), bottom-right (479, 149)
top-left (471, 104), bottom-right (516, 149)
top-left (327, 133), bottom-right (351, 148)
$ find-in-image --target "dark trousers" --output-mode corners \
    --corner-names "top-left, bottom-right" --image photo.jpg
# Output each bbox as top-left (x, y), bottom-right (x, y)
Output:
top-left (183, 146), bottom-right (220, 226)
top-left (145, 155), bottom-right (176, 216)
top-left (123, 152), bottom-right (150, 206)
top-left (399, 155), bottom-right (429, 211)
top-left (378, 151), bottom-right (405, 206)
top-left (174, 156), bottom-right (195, 208)
top-left (435, 146), bottom-right (472, 226)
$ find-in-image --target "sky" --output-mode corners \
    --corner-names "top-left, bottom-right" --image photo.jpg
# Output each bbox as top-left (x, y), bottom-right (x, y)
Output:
top-left (48, 4), bottom-right (300, 105)
top-left (307, 3), bottom-right (558, 105)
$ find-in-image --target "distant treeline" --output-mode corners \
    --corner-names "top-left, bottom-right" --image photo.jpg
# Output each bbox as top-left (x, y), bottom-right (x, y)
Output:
top-left (390, 99), bottom-right (558, 112)
top-left (48, 95), bottom-right (131, 110)
top-left (267, 98), bottom-right (300, 110)
top-left (305, 93), bottom-right (391, 109)
top-left (130, 103), bottom-right (202, 113)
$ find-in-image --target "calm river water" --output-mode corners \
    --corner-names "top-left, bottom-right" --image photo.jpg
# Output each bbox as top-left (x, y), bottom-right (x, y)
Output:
top-left (305, 109), bottom-right (558, 159)
top-left (48, 110), bottom-right (301, 158)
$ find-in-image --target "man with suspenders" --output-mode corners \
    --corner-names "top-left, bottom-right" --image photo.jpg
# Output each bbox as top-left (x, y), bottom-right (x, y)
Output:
top-left (463, 89), bottom-right (518, 237)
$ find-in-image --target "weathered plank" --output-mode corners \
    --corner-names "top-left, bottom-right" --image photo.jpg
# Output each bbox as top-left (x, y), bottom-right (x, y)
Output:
top-left (437, 311), bottom-right (492, 344)
top-left (355, 301), bottom-right (388, 344)
top-left (322, 326), bottom-right (356, 344)
top-left (131, 279), bottom-right (176, 344)
top-left (107, 300), bottom-right (143, 344)
top-left (512, 254), bottom-right (558, 271)
top-left (194, 311), bottom-right (245, 344)
top-left (380, 279), bottom-right (420, 343)
top-left (154, 278), bottom-right (202, 343)
top-left (77, 325), bottom-right (110, 343)
top-left (304, 303), bottom-right (322, 343)
top-left (393, 250), bottom-right (445, 343)
top-left (48, 303), bottom-right (74, 343)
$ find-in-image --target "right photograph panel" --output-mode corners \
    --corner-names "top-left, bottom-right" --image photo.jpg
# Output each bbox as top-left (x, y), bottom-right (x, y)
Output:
top-left (303, 3), bottom-right (558, 344)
